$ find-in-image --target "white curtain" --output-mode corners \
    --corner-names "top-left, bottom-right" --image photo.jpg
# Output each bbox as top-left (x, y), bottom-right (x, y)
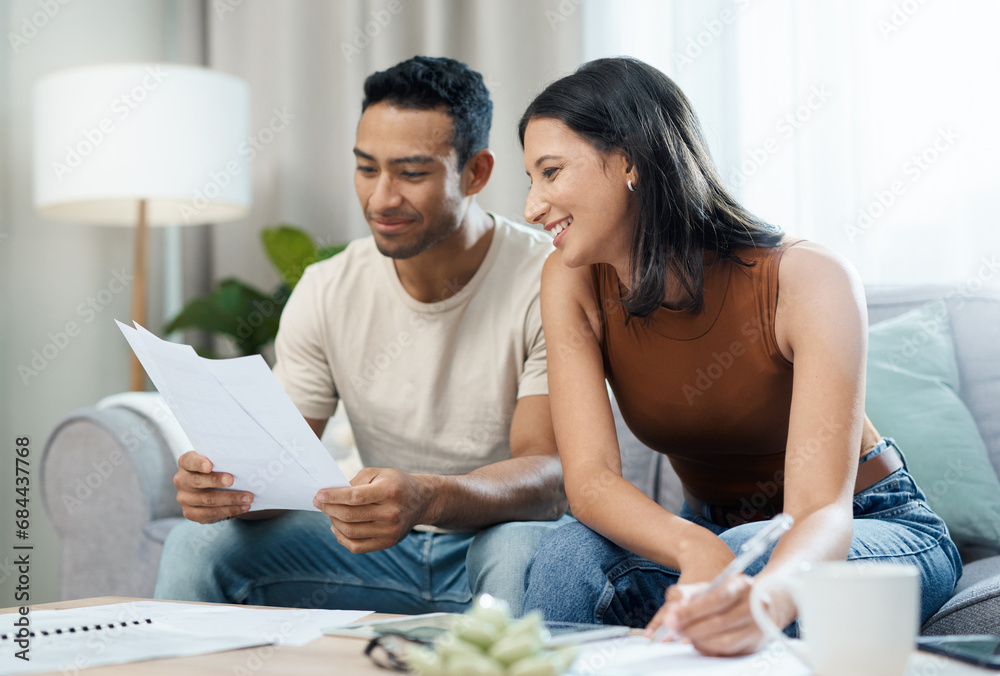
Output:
top-left (583, 0), bottom-right (1000, 287)
top-left (206, 0), bottom-right (585, 291)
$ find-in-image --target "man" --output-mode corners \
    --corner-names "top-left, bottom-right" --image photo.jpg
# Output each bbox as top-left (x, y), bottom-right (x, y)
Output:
top-left (154, 56), bottom-right (569, 615)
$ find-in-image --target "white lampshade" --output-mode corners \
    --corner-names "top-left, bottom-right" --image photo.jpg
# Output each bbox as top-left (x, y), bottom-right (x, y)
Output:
top-left (33, 63), bottom-right (251, 225)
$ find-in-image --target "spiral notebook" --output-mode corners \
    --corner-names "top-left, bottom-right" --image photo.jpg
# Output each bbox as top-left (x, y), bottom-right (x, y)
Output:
top-left (0, 614), bottom-right (263, 675)
top-left (1, 617), bottom-right (155, 641)
top-left (0, 601), bottom-right (369, 675)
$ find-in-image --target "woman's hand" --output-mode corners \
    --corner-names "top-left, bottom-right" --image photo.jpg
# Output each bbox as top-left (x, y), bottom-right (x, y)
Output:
top-left (644, 534), bottom-right (796, 657)
top-left (643, 535), bottom-right (732, 640)
top-left (653, 576), bottom-right (765, 656)
top-left (646, 571), bottom-right (798, 657)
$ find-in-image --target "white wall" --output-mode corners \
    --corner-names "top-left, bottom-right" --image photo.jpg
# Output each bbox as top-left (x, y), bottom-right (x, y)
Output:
top-left (0, 0), bottom-right (182, 606)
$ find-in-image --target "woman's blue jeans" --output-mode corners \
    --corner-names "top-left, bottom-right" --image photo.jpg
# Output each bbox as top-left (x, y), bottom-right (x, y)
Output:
top-left (522, 439), bottom-right (963, 629)
top-left (155, 512), bottom-right (573, 616)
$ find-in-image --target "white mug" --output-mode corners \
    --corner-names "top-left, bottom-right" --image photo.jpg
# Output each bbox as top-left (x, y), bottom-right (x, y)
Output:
top-left (749, 562), bottom-right (920, 676)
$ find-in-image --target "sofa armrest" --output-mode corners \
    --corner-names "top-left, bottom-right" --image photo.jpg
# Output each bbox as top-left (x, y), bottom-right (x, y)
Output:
top-left (41, 405), bottom-right (181, 599)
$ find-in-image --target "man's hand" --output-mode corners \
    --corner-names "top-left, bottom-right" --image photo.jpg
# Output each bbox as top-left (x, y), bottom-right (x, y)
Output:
top-left (174, 451), bottom-right (254, 523)
top-left (313, 467), bottom-right (434, 554)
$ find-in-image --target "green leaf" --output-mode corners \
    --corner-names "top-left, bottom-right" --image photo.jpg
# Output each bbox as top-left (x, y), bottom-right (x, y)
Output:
top-left (165, 278), bottom-right (283, 356)
top-left (262, 225), bottom-right (318, 288)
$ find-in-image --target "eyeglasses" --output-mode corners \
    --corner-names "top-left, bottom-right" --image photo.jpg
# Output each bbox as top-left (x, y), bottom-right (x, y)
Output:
top-left (364, 632), bottom-right (434, 671)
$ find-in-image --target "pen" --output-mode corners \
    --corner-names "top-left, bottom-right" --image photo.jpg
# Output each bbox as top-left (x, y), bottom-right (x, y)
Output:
top-left (650, 513), bottom-right (794, 642)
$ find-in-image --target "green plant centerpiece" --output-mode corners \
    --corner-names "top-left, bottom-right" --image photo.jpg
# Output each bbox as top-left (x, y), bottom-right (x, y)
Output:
top-left (405, 595), bottom-right (578, 676)
top-left (165, 225), bottom-right (345, 358)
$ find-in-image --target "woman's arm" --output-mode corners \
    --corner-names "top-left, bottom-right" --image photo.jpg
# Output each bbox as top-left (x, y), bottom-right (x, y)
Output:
top-left (757, 242), bottom-right (868, 580)
top-left (541, 252), bottom-right (728, 572)
top-left (661, 242), bottom-right (869, 655)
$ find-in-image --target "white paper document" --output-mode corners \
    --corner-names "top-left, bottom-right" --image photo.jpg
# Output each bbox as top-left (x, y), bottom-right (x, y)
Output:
top-left (1, 601), bottom-right (371, 675)
top-left (117, 320), bottom-right (350, 511)
top-left (568, 637), bottom-right (975, 676)
top-left (568, 636), bottom-right (810, 676)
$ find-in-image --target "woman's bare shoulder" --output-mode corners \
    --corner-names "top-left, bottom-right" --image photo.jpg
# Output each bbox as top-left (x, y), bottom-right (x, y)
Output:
top-left (541, 250), bottom-right (605, 340)
top-left (778, 239), bottom-right (864, 304)
top-left (774, 239), bottom-right (867, 361)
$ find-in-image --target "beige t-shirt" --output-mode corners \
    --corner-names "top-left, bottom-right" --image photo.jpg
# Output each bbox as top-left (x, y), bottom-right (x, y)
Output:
top-left (273, 214), bottom-right (552, 476)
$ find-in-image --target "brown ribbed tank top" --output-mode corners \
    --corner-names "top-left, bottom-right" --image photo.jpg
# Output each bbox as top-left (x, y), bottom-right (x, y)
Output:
top-left (594, 240), bottom-right (802, 506)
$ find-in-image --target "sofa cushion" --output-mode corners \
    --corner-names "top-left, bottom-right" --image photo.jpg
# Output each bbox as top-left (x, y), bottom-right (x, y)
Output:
top-left (865, 286), bottom-right (1000, 479)
top-left (922, 555), bottom-right (1000, 635)
top-left (866, 300), bottom-right (1000, 551)
top-left (949, 294), bottom-right (1000, 473)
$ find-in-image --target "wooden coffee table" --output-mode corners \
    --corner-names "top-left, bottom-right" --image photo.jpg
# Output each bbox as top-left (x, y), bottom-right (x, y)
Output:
top-left (4, 597), bottom-right (996, 675)
top-left (1, 596), bottom-right (390, 675)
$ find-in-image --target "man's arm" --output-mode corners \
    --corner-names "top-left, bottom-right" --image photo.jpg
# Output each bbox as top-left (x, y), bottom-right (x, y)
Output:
top-left (421, 394), bottom-right (567, 528)
top-left (313, 394), bottom-right (568, 553)
top-left (306, 417), bottom-right (328, 439)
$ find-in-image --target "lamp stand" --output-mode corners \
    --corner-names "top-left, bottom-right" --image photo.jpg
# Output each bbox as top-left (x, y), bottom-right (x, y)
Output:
top-left (130, 199), bottom-right (148, 391)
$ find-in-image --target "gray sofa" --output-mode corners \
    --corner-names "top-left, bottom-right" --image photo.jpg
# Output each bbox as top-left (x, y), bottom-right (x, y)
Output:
top-left (42, 286), bottom-right (1000, 634)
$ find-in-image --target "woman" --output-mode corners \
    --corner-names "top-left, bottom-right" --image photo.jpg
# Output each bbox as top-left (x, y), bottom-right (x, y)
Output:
top-left (518, 57), bottom-right (961, 657)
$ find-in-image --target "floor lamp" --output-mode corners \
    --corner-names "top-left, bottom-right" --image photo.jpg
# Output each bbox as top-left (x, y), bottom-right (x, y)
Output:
top-left (33, 63), bottom-right (252, 390)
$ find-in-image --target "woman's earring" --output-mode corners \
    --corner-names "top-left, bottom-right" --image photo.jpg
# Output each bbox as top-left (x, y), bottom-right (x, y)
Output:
top-left (627, 179), bottom-right (636, 192)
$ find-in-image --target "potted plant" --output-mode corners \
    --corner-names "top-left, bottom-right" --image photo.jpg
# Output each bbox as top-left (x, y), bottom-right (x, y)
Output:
top-left (165, 225), bottom-right (345, 358)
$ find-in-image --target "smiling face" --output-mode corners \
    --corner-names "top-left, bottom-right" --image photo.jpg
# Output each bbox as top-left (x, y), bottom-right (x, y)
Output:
top-left (523, 117), bottom-right (636, 269)
top-left (354, 103), bottom-right (467, 259)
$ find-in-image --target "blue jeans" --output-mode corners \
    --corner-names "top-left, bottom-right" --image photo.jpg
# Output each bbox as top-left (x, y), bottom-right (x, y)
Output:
top-left (523, 439), bottom-right (962, 629)
top-left (155, 511), bottom-right (573, 616)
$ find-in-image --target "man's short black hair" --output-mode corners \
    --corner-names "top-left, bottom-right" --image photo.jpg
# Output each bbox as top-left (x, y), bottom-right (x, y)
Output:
top-left (362, 56), bottom-right (493, 170)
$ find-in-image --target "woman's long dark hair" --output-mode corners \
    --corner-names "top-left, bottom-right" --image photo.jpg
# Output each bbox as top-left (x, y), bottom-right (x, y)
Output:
top-left (518, 57), bottom-right (783, 317)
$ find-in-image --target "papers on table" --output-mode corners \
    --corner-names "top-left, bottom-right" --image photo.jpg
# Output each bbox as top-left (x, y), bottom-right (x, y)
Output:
top-left (0, 601), bottom-right (371, 675)
top-left (91, 601), bottom-right (371, 647)
top-left (567, 636), bottom-right (810, 676)
top-left (117, 321), bottom-right (349, 511)
top-left (568, 637), bottom-right (978, 676)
